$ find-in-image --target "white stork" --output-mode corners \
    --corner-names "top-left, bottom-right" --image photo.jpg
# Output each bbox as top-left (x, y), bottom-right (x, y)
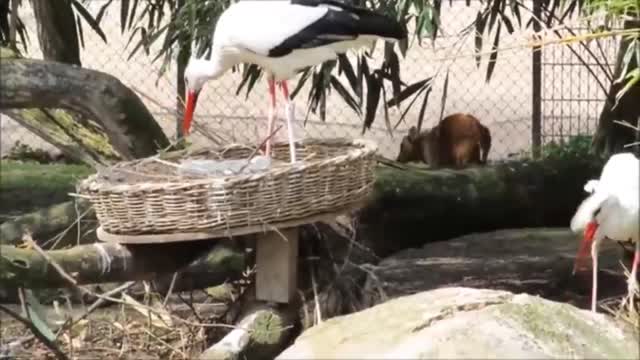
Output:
top-left (570, 152), bottom-right (640, 312)
top-left (181, 0), bottom-right (407, 163)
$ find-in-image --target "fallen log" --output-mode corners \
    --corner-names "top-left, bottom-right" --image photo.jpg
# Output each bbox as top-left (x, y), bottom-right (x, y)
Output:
top-left (3, 156), bottom-right (603, 257)
top-left (359, 156), bottom-right (605, 256)
top-left (0, 200), bottom-right (95, 247)
top-left (0, 240), bottom-right (245, 288)
top-left (199, 284), bottom-right (298, 360)
top-left (200, 303), bottom-right (296, 360)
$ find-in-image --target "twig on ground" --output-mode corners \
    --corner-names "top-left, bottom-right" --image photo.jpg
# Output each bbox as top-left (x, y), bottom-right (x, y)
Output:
top-left (141, 326), bottom-right (188, 358)
top-left (311, 265), bottom-right (323, 325)
top-left (55, 281), bottom-right (136, 339)
top-left (614, 120), bottom-right (640, 132)
top-left (24, 235), bottom-right (241, 332)
top-left (163, 272), bottom-right (179, 308)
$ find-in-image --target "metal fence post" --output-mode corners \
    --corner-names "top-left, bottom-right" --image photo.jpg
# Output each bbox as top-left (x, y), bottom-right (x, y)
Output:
top-left (531, 0), bottom-right (543, 158)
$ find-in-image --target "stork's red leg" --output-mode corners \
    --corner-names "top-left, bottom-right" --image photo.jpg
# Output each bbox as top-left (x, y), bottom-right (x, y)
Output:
top-left (590, 236), bottom-right (601, 312)
top-left (279, 81), bottom-right (297, 163)
top-left (264, 77), bottom-right (277, 157)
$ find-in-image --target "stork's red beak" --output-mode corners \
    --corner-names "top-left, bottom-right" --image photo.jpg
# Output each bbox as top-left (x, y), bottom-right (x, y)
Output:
top-left (573, 221), bottom-right (598, 274)
top-left (183, 90), bottom-right (200, 136)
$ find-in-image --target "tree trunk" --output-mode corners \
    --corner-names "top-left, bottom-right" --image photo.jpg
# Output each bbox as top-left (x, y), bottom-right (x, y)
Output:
top-left (0, 52), bottom-right (170, 160)
top-left (0, 240), bottom-right (245, 288)
top-left (176, 0), bottom-right (189, 139)
top-left (30, 0), bottom-right (80, 65)
top-left (592, 20), bottom-right (640, 156)
top-left (358, 157), bottom-right (604, 257)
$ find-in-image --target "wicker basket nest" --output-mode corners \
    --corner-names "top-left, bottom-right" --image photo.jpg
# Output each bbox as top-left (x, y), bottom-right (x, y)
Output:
top-left (77, 137), bottom-right (378, 236)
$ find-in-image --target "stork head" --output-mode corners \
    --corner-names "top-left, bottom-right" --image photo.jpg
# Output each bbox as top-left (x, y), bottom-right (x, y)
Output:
top-left (182, 54), bottom-right (230, 135)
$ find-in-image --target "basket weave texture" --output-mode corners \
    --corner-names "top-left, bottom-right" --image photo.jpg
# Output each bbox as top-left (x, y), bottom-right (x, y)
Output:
top-left (77, 138), bottom-right (377, 236)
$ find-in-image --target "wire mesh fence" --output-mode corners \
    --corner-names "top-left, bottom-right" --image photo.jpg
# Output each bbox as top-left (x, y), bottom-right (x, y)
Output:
top-left (0, 0), bottom-right (625, 162)
top-left (541, 26), bottom-right (621, 146)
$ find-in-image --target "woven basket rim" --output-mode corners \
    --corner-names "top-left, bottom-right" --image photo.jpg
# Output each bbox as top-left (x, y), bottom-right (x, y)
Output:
top-left (77, 137), bottom-right (377, 193)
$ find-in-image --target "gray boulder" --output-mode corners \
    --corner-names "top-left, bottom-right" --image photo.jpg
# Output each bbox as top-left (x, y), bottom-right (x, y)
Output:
top-left (277, 287), bottom-right (638, 359)
top-left (363, 228), bottom-right (630, 309)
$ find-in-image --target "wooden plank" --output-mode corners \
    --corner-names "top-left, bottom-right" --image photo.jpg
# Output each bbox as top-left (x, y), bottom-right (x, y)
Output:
top-left (255, 228), bottom-right (299, 304)
top-left (95, 201), bottom-right (364, 244)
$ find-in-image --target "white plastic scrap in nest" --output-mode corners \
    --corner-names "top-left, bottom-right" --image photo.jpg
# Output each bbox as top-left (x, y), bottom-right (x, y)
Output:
top-left (177, 156), bottom-right (273, 177)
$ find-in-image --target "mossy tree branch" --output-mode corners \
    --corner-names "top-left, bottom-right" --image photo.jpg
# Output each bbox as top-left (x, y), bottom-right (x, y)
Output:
top-left (0, 47), bottom-right (170, 163)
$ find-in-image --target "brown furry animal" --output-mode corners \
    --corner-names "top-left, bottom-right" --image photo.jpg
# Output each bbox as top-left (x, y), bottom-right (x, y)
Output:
top-left (396, 113), bottom-right (492, 168)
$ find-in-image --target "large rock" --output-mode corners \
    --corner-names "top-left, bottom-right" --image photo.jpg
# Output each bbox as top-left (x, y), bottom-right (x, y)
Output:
top-left (362, 228), bottom-right (630, 310)
top-left (277, 287), bottom-right (638, 359)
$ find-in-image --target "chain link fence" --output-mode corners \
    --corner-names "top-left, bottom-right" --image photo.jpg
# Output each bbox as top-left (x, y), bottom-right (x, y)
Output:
top-left (0, 0), bottom-right (624, 162)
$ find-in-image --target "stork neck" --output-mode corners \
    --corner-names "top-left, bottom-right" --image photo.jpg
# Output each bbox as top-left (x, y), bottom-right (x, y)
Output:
top-left (191, 48), bottom-right (236, 80)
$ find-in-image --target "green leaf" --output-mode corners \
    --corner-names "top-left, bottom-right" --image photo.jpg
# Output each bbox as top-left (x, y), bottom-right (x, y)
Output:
top-left (379, 76), bottom-right (393, 137)
top-left (244, 65), bottom-right (263, 99)
top-left (394, 78), bottom-right (432, 130)
top-left (128, 0), bottom-right (141, 30)
top-left (76, 14), bottom-right (85, 49)
top-left (499, 10), bottom-right (514, 33)
top-left (431, 0), bottom-right (442, 39)
top-left (438, 69), bottom-right (450, 122)
top-left (121, 0), bottom-right (130, 33)
top-left (419, 5), bottom-right (433, 39)
top-left (338, 54), bottom-right (360, 101)
top-left (559, 0), bottom-right (579, 22)
top-left (474, 11), bottom-right (486, 68)
top-left (94, 0), bottom-right (114, 24)
top-left (363, 72), bottom-right (382, 133)
top-left (487, 0), bottom-right (501, 32)
top-left (330, 75), bottom-right (362, 116)
top-left (416, 84), bottom-right (433, 132)
top-left (22, 290), bottom-right (56, 342)
top-left (386, 77), bottom-right (431, 107)
top-left (510, 0), bottom-right (522, 26)
top-left (127, 23), bottom-right (170, 60)
top-left (614, 68), bottom-right (640, 108)
top-left (319, 82), bottom-right (327, 121)
top-left (546, 0), bottom-right (559, 27)
top-left (72, 0), bottom-right (107, 43)
top-left (485, 22), bottom-right (502, 83)
top-left (291, 68), bottom-right (312, 99)
top-left (385, 43), bottom-right (402, 108)
top-left (615, 39), bottom-right (637, 85)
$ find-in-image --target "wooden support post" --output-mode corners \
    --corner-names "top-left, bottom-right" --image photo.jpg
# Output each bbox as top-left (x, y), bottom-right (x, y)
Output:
top-left (255, 227), bottom-right (299, 303)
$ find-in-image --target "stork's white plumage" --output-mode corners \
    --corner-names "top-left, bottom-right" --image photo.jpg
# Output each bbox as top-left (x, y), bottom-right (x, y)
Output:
top-left (182, 0), bottom-right (407, 162)
top-left (570, 152), bottom-right (640, 312)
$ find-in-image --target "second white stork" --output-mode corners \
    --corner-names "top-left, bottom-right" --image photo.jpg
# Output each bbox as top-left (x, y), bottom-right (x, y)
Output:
top-left (181, 0), bottom-right (407, 163)
top-left (570, 152), bottom-right (640, 312)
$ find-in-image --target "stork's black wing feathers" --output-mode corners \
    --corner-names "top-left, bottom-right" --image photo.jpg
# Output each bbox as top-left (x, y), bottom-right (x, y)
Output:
top-left (268, 0), bottom-right (406, 57)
